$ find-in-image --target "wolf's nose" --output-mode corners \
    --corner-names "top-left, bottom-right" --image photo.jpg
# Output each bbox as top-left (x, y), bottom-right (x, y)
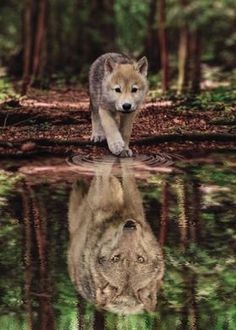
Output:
top-left (122, 103), bottom-right (132, 111)
top-left (123, 220), bottom-right (136, 230)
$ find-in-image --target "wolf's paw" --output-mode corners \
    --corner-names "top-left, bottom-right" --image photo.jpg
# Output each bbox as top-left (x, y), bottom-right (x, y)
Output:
top-left (90, 132), bottom-right (106, 143)
top-left (119, 148), bottom-right (133, 158)
top-left (108, 140), bottom-right (125, 156)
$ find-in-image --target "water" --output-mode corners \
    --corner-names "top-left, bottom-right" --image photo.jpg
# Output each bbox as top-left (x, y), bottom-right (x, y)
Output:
top-left (0, 153), bottom-right (236, 330)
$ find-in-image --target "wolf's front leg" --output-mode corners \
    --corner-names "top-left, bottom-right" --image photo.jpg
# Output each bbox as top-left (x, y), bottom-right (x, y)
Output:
top-left (68, 179), bottom-right (88, 235)
top-left (90, 103), bottom-right (106, 142)
top-left (119, 112), bottom-right (136, 157)
top-left (99, 107), bottom-right (125, 156)
top-left (121, 160), bottom-right (145, 216)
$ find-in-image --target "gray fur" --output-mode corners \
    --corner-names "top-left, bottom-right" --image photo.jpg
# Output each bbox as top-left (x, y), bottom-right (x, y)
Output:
top-left (89, 53), bottom-right (149, 156)
top-left (89, 53), bottom-right (133, 109)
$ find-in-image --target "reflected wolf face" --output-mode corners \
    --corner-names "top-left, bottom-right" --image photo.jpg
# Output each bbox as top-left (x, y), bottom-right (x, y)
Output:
top-left (94, 219), bottom-right (164, 314)
top-left (102, 57), bottom-right (148, 113)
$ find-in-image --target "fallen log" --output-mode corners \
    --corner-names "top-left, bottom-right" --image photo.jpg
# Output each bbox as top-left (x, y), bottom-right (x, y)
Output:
top-left (131, 132), bottom-right (236, 145)
top-left (0, 132), bottom-right (235, 148)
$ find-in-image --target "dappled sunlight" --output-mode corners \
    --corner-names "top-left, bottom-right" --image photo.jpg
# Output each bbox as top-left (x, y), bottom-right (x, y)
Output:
top-left (21, 99), bottom-right (89, 110)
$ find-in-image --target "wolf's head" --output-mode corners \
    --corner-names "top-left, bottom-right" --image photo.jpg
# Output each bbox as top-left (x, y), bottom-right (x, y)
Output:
top-left (69, 217), bottom-right (164, 314)
top-left (94, 219), bottom-right (164, 313)
top-left (102, 56), bottom-right (148, 113)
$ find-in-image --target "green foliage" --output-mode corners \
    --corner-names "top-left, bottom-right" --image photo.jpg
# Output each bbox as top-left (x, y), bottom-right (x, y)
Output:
top-left (0, 316), bottom-right (27, 330)
top-left (168, 0), bottom-right (235, 29)
top-left (168, 0), bottom-right (236, 70)
top-left (171, 87), bottom-right (236, 112)
top-left (0, 0), bottom-right (236, 85)
top-left (0, 76), bottom-right (19, 101)
top-left (0, 0), bottom-right (22, 64)
top-left (0, 171), bottom-right (22, 203)
top-left (114, 0), bottom-right (150, 55)
top-left (0, 174), bottom-right (24, 321)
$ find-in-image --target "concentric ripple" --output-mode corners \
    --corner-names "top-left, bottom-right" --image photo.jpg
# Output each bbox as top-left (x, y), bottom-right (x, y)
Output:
top-left (68, 153), bottom-right (183, 170)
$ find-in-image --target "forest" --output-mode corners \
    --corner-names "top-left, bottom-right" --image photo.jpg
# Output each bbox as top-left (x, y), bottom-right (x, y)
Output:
top-left (0, 0), bottom-right (236, 158)
top-left (0, 1), bottom-right (236, 328)
top-left (1, 0), bottom-right (236, 92)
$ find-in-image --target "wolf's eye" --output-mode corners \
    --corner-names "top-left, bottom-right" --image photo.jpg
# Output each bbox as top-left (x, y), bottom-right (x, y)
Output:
top-left (98, 256), bottom-right (106, 264)
top-left (131, 87), bottom-right (138, 93)
top-left (137, 256), bottom-right (145, 263)
top-left (111, 255), bottom-right (120, 263)
top-left (114, 87), bottom-right (121, 93)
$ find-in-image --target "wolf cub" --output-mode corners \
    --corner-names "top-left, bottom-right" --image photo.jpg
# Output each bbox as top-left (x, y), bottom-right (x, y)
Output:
top-left (89, 53), bottom-right (148, 157)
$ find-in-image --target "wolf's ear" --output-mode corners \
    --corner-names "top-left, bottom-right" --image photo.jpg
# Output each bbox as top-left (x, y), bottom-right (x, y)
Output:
top-left (136, 56), bottom-right (148, 76)
top-left (104, 56), bottom-right (117, 74)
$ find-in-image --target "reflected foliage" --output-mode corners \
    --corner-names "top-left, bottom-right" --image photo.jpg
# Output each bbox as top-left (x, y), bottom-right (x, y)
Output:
top-left (0, 155), bottom-right (236, 328)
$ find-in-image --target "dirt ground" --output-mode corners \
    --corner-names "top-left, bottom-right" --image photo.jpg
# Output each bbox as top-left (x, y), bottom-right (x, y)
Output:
top-left (0, 87), bottom-right (236, 170)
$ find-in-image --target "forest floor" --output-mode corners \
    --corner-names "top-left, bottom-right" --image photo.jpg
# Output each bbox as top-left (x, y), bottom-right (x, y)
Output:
top-left (0, 86), bottom-right (236, 171)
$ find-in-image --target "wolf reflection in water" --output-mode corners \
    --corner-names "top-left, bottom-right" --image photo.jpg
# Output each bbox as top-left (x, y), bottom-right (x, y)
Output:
top-left (67, 159), bottom-right (164, 314)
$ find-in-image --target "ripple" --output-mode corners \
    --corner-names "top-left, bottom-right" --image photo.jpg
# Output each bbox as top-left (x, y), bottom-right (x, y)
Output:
top-left (68, 153), bottom-right (183, 170)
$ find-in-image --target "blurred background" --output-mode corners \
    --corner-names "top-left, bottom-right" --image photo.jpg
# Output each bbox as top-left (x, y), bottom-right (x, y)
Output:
top-left (0, 0), bottom-right (236, 94)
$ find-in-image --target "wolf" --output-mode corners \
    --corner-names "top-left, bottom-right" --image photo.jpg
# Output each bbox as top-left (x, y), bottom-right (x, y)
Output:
top-left (67, 159), bottom-right (164, 314)
top-left (89, 53), bottom-right (149, 157)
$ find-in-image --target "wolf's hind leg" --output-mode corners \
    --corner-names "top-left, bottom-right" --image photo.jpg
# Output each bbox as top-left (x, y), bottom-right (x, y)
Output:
top-left (90, 102), bottom-right (106, 142)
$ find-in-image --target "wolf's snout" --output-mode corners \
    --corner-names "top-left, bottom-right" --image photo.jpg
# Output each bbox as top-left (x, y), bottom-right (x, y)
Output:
top-left (122, 103), bottom-right (132, 111)
top-left (123, 220), bottom-right (136, 230)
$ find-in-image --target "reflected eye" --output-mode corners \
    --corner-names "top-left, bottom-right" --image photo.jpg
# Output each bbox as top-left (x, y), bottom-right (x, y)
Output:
top-left (131, 87), bottom-right (138, 93)
top-left (137, 256), bottom-right (145, 263)
top-left (111, 255), bottom-right (120, 262)
top-left (98, 256), bottom-right (106, 264)
top-left (114, 87), bottom-right (121, 93)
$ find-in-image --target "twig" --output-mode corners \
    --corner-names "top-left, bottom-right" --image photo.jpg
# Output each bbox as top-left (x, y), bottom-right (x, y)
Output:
top-left (3, 113), bottom-right (9, 128)
top-left (12, 114), bottom-right (41, 126)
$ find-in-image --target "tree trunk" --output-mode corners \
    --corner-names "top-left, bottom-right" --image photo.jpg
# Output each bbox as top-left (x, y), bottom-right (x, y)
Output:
top-left (190, 181), bottom-right (202, 243)
top-left (77, 294), bottom-right (87, 330)
top-left (93, 310), bottom-right (105, 330)
top-left (22, 0), bottom-right (47, 93)
top-left (22, 186), bottom-right (33, 330)
top-left (177, 0), bottom-right (190, 94)
top-left (22, 0), bottom-right (34, 94)
top-left (29, 186), bottom-right (56, 330)
top-left (145, 0), bottom-right (160, 72)
top-left (176, 178), bottom-right (189, 249)
top-left (190, 30), bottom-right (201, 93)
top-left (85, 0), bottom-right (116, 63)
top-left (103, 0), bottom-right (116, 47)
top-left (158, 0), bottom-right (169, 92)
top-left (32, 0), bottom-right (47, 80)
top-left (159, 181), bottom-right (169, 246)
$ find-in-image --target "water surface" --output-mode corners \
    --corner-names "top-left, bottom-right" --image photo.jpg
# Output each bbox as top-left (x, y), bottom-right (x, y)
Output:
top-left (0, 153), bottom-right (235, 329)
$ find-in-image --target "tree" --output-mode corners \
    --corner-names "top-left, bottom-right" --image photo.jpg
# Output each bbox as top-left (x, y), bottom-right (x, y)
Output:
top-left (190, 29), bottom-right (201, 93)
top-left (22, 0), bottom-right (47, 94)
top-left (159, 180), bottom-right (170, 246)
top-left (32, 0), bottom-right (47, 80)
top-left (22, 0), bottom-right (34, 94)
top-left (145, 0), bottom-right (160, 72)
top-left (158, 0), bottom-right (169, 92)
top-left (177, 0), bottom-right (190, 94)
